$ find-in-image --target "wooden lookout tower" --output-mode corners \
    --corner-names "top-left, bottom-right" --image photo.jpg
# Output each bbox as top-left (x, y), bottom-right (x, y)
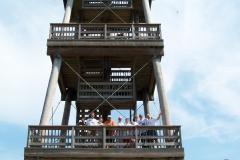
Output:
top-left (24, 0), bottom-right (184, 159)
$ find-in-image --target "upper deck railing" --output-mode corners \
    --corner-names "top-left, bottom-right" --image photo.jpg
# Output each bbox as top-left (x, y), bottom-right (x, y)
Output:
top-left (78, 82), bottom-right (135, 102)
top-left (82, 0), bottom-right (132, 9)
top-left (26, 125), bottom-right (182, 149)
top-left (49, 23), bottom-right (162, 40)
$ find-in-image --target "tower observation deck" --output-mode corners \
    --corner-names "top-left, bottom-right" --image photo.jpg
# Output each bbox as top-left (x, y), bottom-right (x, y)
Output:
top-left (24, 0), bottom-right (184, 159)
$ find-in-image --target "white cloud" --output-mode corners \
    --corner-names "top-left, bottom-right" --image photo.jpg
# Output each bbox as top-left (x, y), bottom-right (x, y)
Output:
top-left (0, 1), bottom-right (64, 126)
top-left (170, 102), bottom-right (240, 143)
top-left (150, 0), bottom-right (240, 144)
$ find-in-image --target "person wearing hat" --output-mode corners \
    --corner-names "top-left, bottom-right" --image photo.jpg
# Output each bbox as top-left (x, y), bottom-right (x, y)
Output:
top-left (104, 115), bottom-right (116, 126)
top-left (103, 115), bottom-right (116, 148)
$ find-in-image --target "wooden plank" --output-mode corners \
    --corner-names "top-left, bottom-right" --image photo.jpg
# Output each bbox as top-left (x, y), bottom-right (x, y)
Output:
top-left (81, 68), bottom-right (103, 72)
top-left (79, 82), bottom-right (133, 85)
top-left (47, 47), bottom-right (163, 56)
top-left (81, 74), bottom-right (104, 78)
top-left (79, 96), bottom-right (133, 98)
top-left (78, 89), bottom-right (133, 92)
top-left (47, 40), bottom-right (164, 47)
top-left (24, 148), bottom-right (184, 158)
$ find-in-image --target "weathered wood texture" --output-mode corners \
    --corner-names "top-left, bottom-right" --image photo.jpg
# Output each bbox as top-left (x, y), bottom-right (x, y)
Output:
top-left (63, 0), bottom-right (153, 23)
top-left (47, 23), bottom-right (163, 102)
top-left (82, 0), bottom-right (133, 9)
top-left (48, 23), bottom-right (162, 40)
top-left (47, 47), bottom-right (163, 56)
top-left (46, 23), bottom-right (163, 103)
top-left (26, 125), bottom-right (183, 148)
top-left (25, 125), bottom-right (184, 159)
top-left (57, 54), bottom-right (159, 102)
top-left (25, 148), bottom-right (184, 159)
top-left (40, 55), bottom-right (62, 126)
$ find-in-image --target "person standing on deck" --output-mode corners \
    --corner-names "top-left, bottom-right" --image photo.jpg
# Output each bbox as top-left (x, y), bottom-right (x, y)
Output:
top-left (144, 113), bottom-right (162, 147)
top-left (103, 115), bottom-right (116, 148)
top-left (86, 112), bottom-right (99, 146)
top-left (123, 118), bottom-right (133, 148)
top-left (86, 112), bottom-right (98, 126)
top-left (138, 114), bottom-right (147, 147)
top-left (116, 116), bottom-right (124, 148)
top-left (96, 117), bottom-right (104, 147)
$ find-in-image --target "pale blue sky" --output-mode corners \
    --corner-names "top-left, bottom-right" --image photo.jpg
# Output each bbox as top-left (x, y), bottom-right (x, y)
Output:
top-left (0, 0), bottom-right (240, 160)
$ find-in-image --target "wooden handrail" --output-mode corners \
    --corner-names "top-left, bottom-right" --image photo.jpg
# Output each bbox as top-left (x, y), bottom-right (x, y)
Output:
top-left (82, 0), bottom-right (132, 9)
top-left (78, 82), bottom-right (134, 101)
top-left (27, 125), bottom-right (182, 149)
top-left (49, 23), bottom-right (162, 40)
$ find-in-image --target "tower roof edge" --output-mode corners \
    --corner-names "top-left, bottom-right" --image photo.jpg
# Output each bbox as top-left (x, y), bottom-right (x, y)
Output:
top-left (63, 0), bottom-right (152, 9)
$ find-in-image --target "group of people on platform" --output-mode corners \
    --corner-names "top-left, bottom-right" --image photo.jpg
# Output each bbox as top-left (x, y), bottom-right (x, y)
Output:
top-left (80, 112), bottom-right (162, 127)
top-left (78, 112), bottom-right (162, 148)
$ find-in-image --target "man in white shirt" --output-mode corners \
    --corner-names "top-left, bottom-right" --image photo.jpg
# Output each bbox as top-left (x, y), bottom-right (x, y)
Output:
top-left (137, 114), bottom-right (147, 148)
top-left (86, 112), bottom-right (98, 146)
top-left (133, 116), bottom-right (139, 126)
top-left (86, 113), bottom-right (99, 126)
top-left (144, 112), bottom-right (162, 147)
top-left (144, 113), bottom-right (162, 126)
top-left (137, 114), bottom-right (145, 126)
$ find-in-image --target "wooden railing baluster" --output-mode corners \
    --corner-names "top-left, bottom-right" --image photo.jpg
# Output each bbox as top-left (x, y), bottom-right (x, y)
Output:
top-left (26, 126), bottom-right (182, 149)
top-left (49, 23), bottom-right (162, 40)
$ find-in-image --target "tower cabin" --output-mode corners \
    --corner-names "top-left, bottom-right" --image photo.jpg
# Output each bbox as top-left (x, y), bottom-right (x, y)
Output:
top-left (24, 0), bottom-right (184, 159)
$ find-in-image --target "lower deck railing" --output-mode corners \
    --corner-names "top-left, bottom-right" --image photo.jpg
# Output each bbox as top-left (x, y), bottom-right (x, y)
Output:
top-left (27, 125), bottom-right (182, 149)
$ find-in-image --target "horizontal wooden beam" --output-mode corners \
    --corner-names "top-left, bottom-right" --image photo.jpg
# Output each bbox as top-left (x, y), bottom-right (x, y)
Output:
top-left (24, 148), bottom-right (184, 159)
top-left (78, 89), bottom-right (133, 92)
top-left (47, 40), bottom-right (164, 47)
top-left (76, 102), bottom-right (135, 109)
top-left (47, 47), bottom-right (163, 56)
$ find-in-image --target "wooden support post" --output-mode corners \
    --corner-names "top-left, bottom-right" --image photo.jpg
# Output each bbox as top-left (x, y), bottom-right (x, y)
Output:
top-left (78, 24), bottom-right (81, 39)
top-left (76, 102), bottom-right (80, 125)
top-left (135, 126), bottom-right (138, 148)
top-left (40, 54), bottom-right (62, 125)
top-left (131, 24), bottom-right (135, 39)
top-left (130, 109), bottom-right (132, 121)
top-left (142, 88), bottom-right (151, 116)
top-left (152, 55), bottom-right (172, 126)
top-left (142, 0), bottom-right (152, 23)
top-left (143, 0), bottom-right (172, 126)
top-left (134, 103), bottom-right (137, 118)
top-left (103, 127), bottom-right (106, 148)
top-left (71, 127), bottom-right (74, 148)
top-left (134, 10), bottom-right (139, 23)
top-left (104, 24), bottom-right (107, 39)
top-left (61, 90), bottom-right (72, 125)
top-left (62, 0), bottom-right (74, 23)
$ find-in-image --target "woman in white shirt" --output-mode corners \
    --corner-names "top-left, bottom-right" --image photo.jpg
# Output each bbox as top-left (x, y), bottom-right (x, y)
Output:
top-left (123, 118), bottom-right (133, 147)
top-left (116, 116), bottom-right (124, 148)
